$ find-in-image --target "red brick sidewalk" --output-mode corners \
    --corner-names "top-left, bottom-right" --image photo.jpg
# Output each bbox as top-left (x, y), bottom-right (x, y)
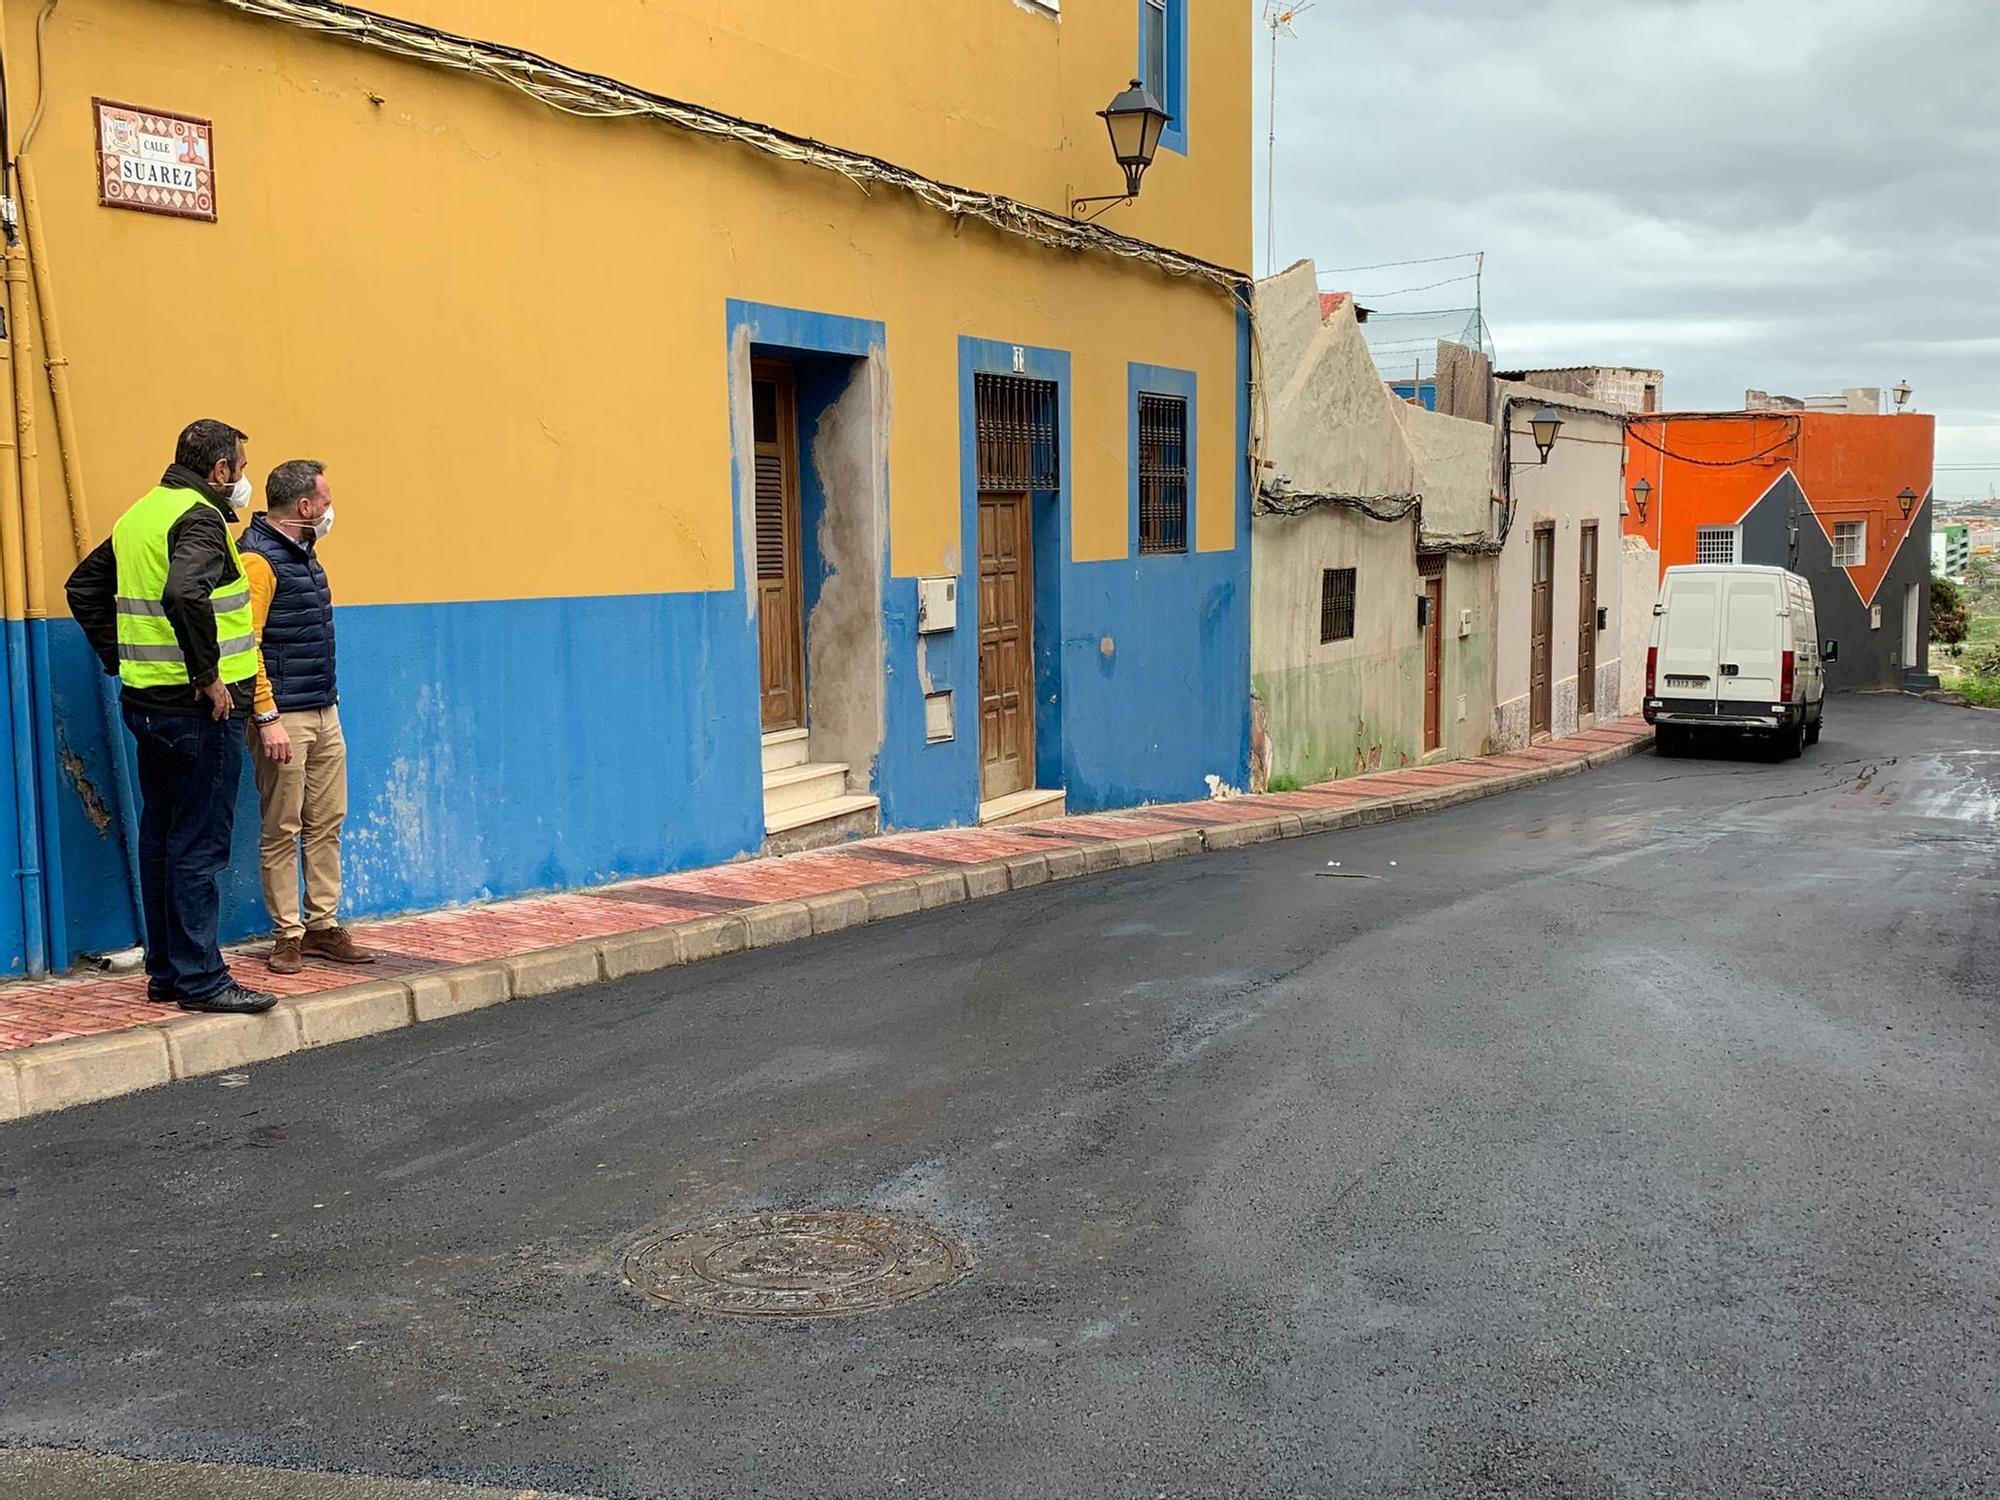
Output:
top-left (0, 719), bottom-right (1649, 1099)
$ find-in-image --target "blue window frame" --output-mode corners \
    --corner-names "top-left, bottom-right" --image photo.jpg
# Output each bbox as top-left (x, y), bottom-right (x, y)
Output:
top-left (1138, 0), bottom-right (1188, 155)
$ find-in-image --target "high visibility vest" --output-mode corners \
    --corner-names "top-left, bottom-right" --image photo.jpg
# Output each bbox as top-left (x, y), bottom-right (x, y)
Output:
top-left (111, 486), bottom-right (258, 691)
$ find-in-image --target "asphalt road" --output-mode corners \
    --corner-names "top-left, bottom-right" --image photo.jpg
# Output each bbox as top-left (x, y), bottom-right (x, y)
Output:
top-left (3, 694), bottom-right (1996, 1499)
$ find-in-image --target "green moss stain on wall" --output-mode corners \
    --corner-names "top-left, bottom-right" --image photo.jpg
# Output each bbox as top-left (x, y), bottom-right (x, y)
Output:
top-left (1445, 627), bottom-right (1493, 759)
top-left (1253, 642), bottom-right (1427, 785)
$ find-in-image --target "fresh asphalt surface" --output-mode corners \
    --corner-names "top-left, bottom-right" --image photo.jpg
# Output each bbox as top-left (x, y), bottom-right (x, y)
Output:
top-left (2, 694), bottom-right (1996, 1499)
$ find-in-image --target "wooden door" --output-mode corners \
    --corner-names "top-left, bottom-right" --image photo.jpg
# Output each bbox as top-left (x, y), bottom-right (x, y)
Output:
top-left (752, 363), bottom-right (804, 731)
top-left (1577, 522), bottom-right (1598, 718)
top-left (978, 492), bottom-right (1034, 801)
top-left (1421, 566), bottom-right (1445, 752)
top-left (1530, 523), bottom-right (1554, 738)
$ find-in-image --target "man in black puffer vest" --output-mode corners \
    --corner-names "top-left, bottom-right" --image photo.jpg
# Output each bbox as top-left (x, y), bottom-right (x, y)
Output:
top-left (240, 459), bottom-right (377, 975)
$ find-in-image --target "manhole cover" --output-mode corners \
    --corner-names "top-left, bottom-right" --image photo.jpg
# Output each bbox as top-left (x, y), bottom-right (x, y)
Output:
top-left (624, 1210), bottom-right (968, 1317)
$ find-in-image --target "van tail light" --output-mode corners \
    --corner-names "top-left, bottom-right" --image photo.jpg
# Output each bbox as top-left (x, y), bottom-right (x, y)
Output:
top-left (1646, 645), bottom-right (1658, 697)
top-left (1781, 649), bottom-right (1796, 700)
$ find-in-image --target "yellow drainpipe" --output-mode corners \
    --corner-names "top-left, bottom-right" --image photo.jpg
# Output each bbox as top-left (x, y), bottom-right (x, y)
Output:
top-left (4, 227), bottom-right (47, 620)
top-left (16, 158), bottom-right (88, 562)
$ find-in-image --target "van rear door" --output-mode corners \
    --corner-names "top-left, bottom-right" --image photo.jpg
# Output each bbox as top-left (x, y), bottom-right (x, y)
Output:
top-left (1719, 571), bottom-right (1784, 706)
top-left (1657, 572), bottom-right (1721, 711)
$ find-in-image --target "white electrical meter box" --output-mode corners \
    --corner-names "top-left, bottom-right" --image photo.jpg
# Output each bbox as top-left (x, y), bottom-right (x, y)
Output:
top-left (1458, 607), bottom-right (1473, 639)
top-left (918, 575), bottom-right (958, 633)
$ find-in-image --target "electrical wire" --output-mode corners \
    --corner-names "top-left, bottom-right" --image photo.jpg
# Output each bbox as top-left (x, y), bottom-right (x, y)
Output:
top-left (1625, 425), bottom-right (1798, 467)
top-left (19, 2), bottom-right (58, 158)
top-left (1317, 252), bottom-right (1480, 276)
top-left (1351, 272), bottom-right (1479, 299)
top-left (203, 0), bottom-right (1250, 297)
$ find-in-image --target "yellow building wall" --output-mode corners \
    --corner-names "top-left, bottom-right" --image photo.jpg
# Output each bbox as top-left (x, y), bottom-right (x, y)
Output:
top-left (6, 0), bottom-right (1249, 609)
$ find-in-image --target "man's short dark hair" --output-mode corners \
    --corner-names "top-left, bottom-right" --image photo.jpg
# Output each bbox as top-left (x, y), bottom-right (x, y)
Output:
top-left (175, 419), bottom-right (247, 476)
top-left (266, 458), bottom-right (326, 513)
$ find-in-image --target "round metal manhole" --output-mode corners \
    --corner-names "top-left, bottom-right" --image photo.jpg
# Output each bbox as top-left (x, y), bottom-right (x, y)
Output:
top-left (624, 1210), bottom-right (969, 1317)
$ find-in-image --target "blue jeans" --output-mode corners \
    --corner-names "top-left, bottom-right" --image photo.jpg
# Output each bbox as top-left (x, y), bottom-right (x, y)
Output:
top-left (123, 706), bottom-right (241, 999)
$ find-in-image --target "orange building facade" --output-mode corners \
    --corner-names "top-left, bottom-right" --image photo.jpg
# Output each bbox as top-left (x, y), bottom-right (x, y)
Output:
top-left (1624, 412), bottom-right (1936, 690)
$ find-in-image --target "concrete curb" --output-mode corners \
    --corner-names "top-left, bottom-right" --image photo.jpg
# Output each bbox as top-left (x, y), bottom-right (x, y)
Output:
top-left (0, 732), bottom-right (1650, 1121)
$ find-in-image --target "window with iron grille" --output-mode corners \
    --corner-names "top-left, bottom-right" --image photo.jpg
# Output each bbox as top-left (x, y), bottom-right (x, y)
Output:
top-left (1320, 567), bottom-right (1356, 643)
top-left (975, 373), bottom-right (1060, 493)
top-left (1833, 520), bottom-right (1866, 567)
top-left (1137, 393), bottom-right (1188, 554)
top-left (1696, 526), bottom-right (1739, 566)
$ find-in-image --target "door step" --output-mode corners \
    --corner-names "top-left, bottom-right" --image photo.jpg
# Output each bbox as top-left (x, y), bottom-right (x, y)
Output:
top-left (761, 727), bottom-right (810, 774)
top-left (764, 760), bottom-right (853, 816)
top-left (978, 787), bottom-right (1067, 827)
top-left (765, 793), bottom-right (881, 853)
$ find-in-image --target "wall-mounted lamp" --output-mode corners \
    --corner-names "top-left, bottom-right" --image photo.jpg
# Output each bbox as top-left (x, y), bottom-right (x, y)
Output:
top-left (1630, 476), bottom-right (1651, 524)
top-left (1070, 79), bottom-right (1171, 222)
top-left (1898, 486), bottom-right (1917, 517)
top-left (1891, 379), bottom-right (1913, 411)
top-left (1506, 406), bottom-right (1564, 471)
top-left (1528, 406), bottom-right (1563, 464)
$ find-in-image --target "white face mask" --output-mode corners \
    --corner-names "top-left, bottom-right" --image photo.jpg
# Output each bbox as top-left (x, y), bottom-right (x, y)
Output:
top-left (227, 474), bottom-right (253, 514)
top-left (312, 505), bottom-right (335, 541)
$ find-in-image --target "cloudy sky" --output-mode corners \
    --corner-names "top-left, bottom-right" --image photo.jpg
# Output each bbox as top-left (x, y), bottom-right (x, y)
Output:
top-left (1251, 0), bottom-right (2000, 503)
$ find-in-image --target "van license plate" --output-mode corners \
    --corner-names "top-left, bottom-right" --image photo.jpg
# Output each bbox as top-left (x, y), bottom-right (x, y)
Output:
top-left (1665, 675), bottom-right (1707, 688)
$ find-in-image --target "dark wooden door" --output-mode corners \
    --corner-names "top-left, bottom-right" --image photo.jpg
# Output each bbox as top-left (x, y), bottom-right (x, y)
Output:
top-left (1530, 523), bottom-right (1554, 738)
top-left (753, 363), bottom-right (804, 731)
top-left (1577, 522), bottom-right (1598, 718)
top-left (1422, 570), bottom-right (1445, 752)
top-left (978, 492), bottom-right (1034, 801)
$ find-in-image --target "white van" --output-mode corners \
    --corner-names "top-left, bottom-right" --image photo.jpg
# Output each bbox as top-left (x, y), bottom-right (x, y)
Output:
top-left (1643, 564), bottom-right (1833, 758)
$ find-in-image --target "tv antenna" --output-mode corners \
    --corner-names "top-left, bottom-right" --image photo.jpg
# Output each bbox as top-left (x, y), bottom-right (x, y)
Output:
top-left (1262, 2), bottom-right (1313, 279)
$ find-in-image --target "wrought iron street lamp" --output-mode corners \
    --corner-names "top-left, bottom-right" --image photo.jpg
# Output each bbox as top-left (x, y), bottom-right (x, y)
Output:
top-left (1892, 379), bottom-right (1913, 411)
top-left (1899, 486), bottom-right (1917, 517)
top-left (1630, 476), bottom-right (1651, 524)
top-left (1071, 79), bottom-right (1172, 221)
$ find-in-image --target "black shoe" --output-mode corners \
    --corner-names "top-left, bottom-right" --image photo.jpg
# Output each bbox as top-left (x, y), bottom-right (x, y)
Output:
top-left (178, 982), bottom-right (279, 1015)
top-left (147, 984), bottom-right (176, 1005)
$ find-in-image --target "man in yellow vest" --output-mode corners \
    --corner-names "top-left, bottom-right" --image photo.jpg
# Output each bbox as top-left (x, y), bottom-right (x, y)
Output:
top-left (64, 420), bottom-right (277, 1014)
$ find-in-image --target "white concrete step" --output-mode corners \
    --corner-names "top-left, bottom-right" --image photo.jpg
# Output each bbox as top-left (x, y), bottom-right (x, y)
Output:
top-left (978, 787), bottom-right (1067, 827)
top-left (761, 728), bottom-right (810, 774)
top-left (764, 791), bottom-right (881, 839)
top-left (763, 760), bottom-right (852, 816)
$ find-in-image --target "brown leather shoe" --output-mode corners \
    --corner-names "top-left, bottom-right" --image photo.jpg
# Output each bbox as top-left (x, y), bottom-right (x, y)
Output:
top-left (302, 926), bottom-right (377, 965)
top-left (269, 936), bottom-right (304, 975)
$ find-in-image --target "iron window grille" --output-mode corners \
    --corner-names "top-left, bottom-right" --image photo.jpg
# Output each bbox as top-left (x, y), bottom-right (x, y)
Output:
top-left (1696, 526), bottom-right (1739, 566)
top-left (975, 373), bottom-right (1060, 493)
top-left (1137, 393), bottom-right (1189, 555)
top-left (1833, 520), bottom-right (1866, 567)
top-left (1320, 567), bottom-right (1357, 643)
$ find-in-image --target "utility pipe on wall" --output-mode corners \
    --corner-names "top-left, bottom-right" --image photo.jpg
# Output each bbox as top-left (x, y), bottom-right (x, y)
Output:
top-left (0, 212), bottom-right (47, 977)
top-left (19, 156), bottom-right (142, 939)
top-left (4, 218), bottom-right (67, 971)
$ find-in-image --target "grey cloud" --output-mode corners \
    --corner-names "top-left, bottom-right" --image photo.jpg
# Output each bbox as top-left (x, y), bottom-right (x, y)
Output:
top-left (1254, 0), bottom-right (2000, 494)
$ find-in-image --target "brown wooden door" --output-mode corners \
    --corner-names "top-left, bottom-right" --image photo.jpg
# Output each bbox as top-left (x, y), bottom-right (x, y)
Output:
top-left (752, 363), bottom-right (804, 731)
top-left (978, 492), bottom-right (1034, 801)
top-left (1530, 523), bottom-right (1554, 738)
top-left (1577, 522), bottom-right (1599, 718)
top-left (1421, 569), bottom-right (1445, 752)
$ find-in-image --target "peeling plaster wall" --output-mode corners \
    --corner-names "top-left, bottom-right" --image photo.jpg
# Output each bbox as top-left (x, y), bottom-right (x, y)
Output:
top-left (1253, 508), bottom-right (1424, 784)
top-left (801, 358), bottom-right (888, 784)
top-left (1406, 405), bottom-right (1493, 539)
top-left (1258, 262), bottom-right (1424, 500)
top-left (1491, 382), bottom-right (1627, 748)
top-left (1250, 260), bottom-right (1498, 785)
top-left (1620, 535), bottom-right (1660, 713)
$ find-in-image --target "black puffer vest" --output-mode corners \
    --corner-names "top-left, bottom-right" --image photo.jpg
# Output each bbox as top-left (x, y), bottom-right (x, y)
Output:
top-left (238, 513), bottom-right (337, 711)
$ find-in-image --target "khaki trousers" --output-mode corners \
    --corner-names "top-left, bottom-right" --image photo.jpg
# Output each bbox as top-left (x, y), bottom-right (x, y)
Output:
top-left (250, 705), bottom-right (348, 941)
